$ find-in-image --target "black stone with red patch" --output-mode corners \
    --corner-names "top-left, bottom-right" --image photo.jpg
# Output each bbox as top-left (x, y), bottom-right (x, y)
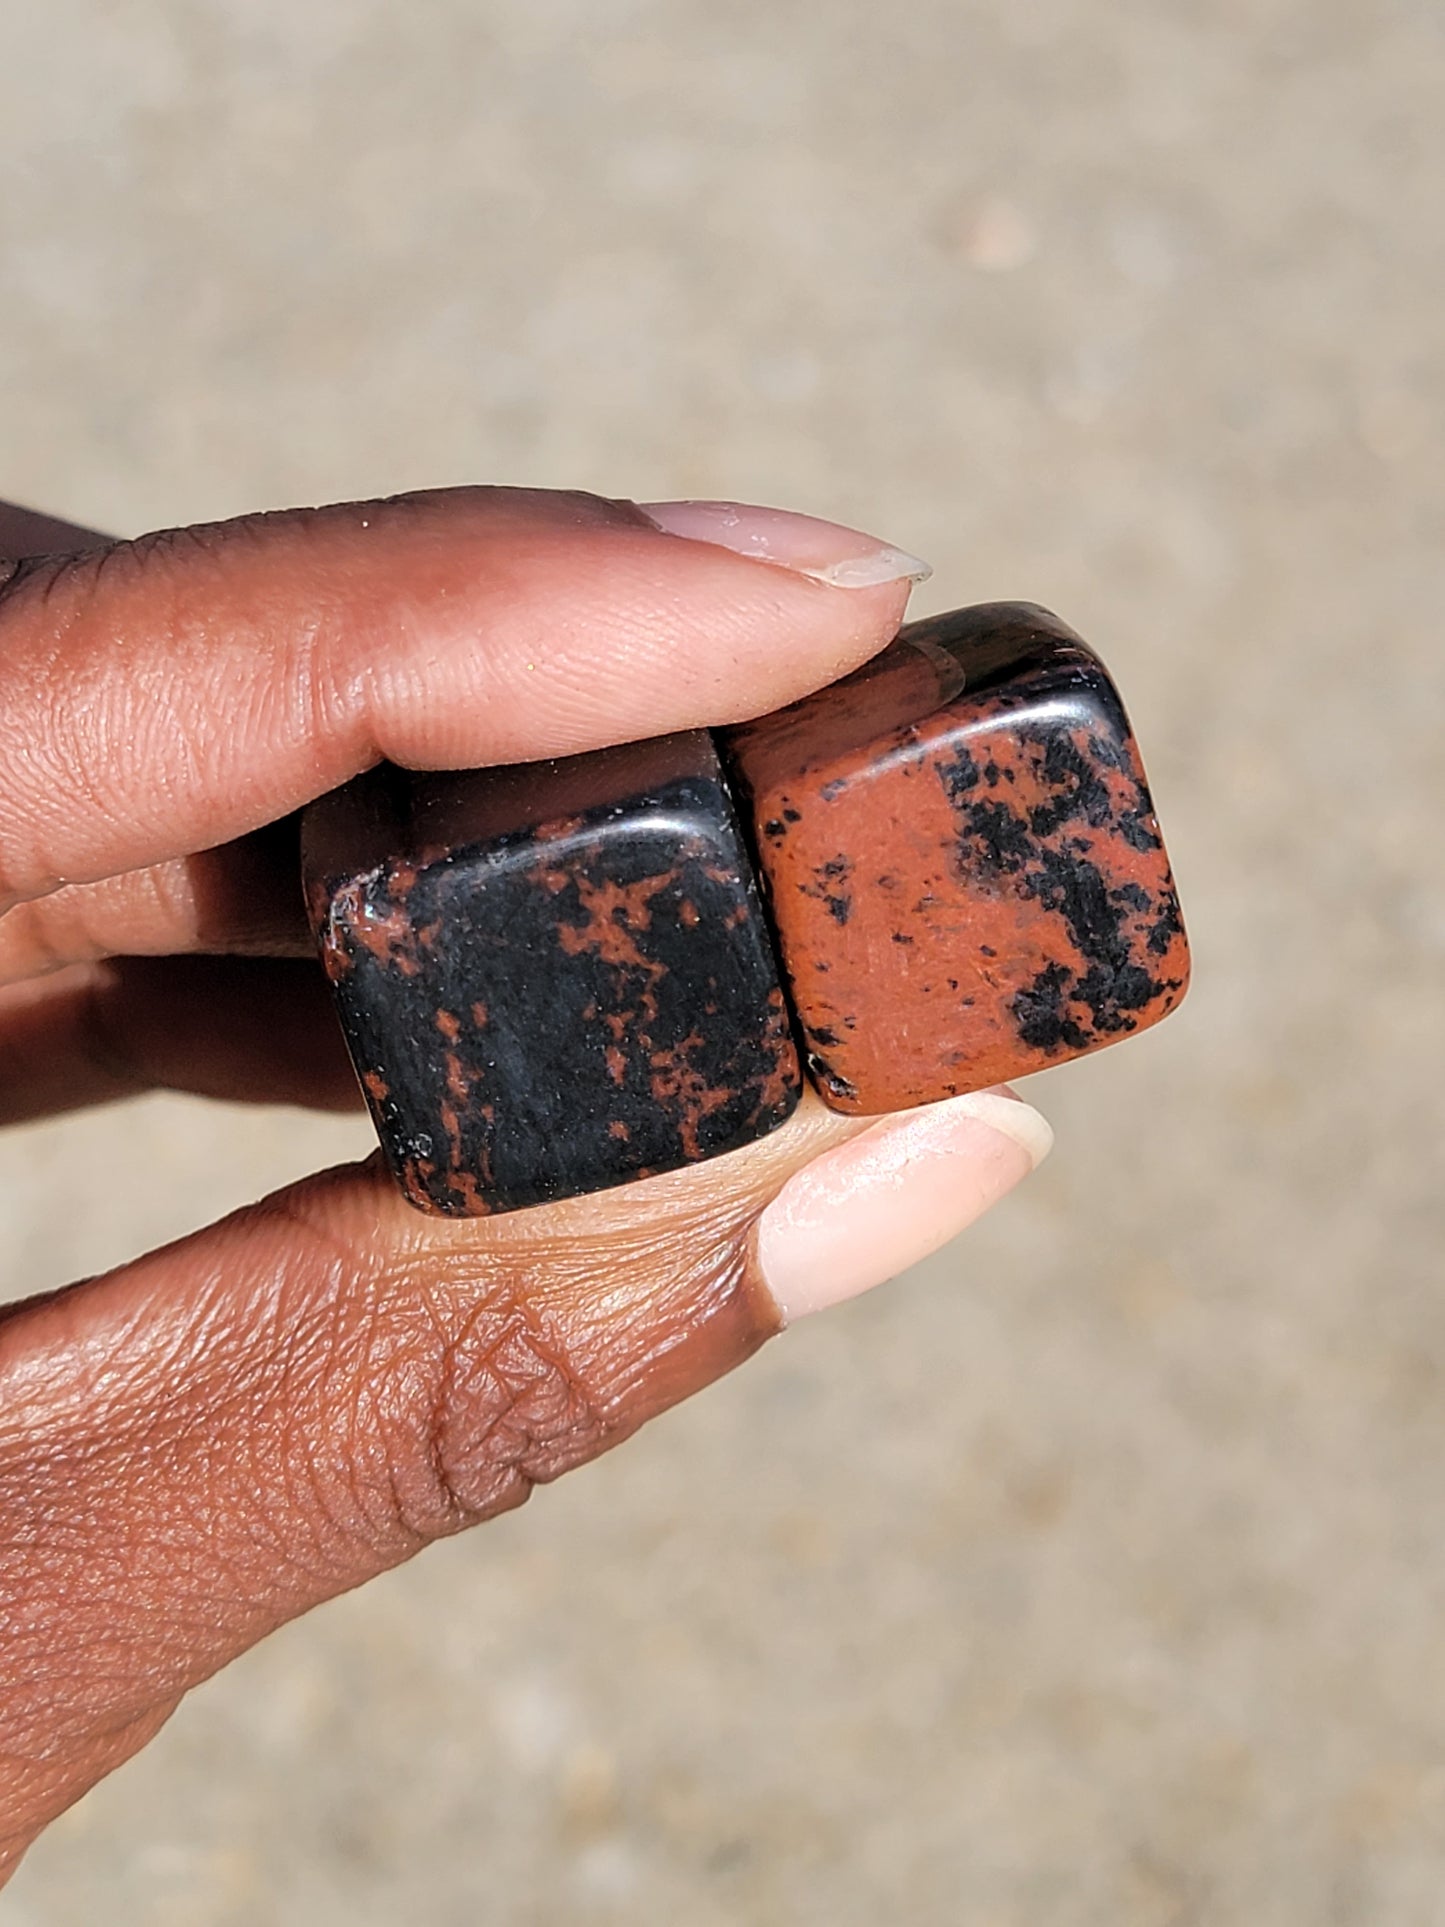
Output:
top-left (302, 732), bottom-right (801, 1215)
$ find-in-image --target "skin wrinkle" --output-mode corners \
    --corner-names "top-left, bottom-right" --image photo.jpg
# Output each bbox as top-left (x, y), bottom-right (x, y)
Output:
top-left (0, 1503), bottom-right (187, 1753)
top-left (344, 1300), bottom-right (444, 1556)
top-left (0, 554), bottom-right (128, 893)
top-left (0, 1143), bottom-right (788, 1667)
top-left (351, 1270), bottom-right (616, 1540)
top-left (0, 489), bottom-right (910, 905)
top-left (424, 1295), bottom-right (561, 1524)
top-left (0, 491), bottom-right (932, 1868)
top-left (167, 1360), bottom-right (358, 1611)
top-left (0, 1701), bottom-right (180, 1866)
top-left (0, 523), bottom-right (361, 903)
top-left (612, 1239), bottom-right (756, 1402)
top-left (324, 1287), bottom-right (472, 1550)
top-left (2, 1455), bottom-right (297, 1757)
top-left (0, 1195), bottom-right (778, 1838)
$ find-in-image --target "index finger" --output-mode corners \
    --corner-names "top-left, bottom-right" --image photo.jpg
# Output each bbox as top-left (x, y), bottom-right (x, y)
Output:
top-left (0, 488), bottom-right (923, 905)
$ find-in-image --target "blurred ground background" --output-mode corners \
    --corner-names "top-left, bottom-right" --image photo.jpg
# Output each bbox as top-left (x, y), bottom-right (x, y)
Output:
top-left (1, 0), bottom-right (1442, 1920)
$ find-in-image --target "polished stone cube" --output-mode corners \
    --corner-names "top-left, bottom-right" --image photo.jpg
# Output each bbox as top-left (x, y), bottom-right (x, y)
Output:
top-left (302, 733), bottom-right (801, 1215)
top-left (721, 602), bottom-right (1190, 1114)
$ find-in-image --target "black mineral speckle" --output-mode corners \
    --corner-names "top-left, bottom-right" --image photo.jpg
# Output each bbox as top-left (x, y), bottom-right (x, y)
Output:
top-left (307, 754), bottom-right (801, 1215)
top-left (1012, 962), bottom-right (1092, 1054)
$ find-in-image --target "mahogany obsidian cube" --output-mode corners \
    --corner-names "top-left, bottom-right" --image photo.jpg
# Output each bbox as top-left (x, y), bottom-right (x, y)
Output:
top-left (302, 734), bottom-right (801, 1215)
top-left (722, 602), bottom-right (1190, 1115)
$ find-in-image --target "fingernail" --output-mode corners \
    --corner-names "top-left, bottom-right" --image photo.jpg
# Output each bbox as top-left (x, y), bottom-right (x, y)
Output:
top-left (756, 1089), bottom-right (1053, 1324)
top-left (638, 500), bottom-right (932, 589)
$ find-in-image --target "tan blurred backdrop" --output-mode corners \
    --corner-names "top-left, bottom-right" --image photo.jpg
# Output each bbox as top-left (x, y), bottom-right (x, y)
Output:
top-left (2, 2), bottom-right (1443, 1921)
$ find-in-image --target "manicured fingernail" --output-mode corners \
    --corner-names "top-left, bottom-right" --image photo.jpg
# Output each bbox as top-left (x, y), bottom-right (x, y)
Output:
top-left (755, 1090), bottom-right (1053, 1324)
top-left (638, 500), bottom-right (932, 589)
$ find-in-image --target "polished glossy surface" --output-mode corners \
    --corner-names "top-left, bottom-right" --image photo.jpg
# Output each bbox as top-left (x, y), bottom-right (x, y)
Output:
top-left (303, 733), bottom-right (800, 1215)
top-left (723, 603), bottom-right (1190, 1113)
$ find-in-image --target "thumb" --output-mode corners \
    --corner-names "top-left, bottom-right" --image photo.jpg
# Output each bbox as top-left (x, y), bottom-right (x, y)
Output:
top-left (0, 1085), bottom-right (1048, 1866)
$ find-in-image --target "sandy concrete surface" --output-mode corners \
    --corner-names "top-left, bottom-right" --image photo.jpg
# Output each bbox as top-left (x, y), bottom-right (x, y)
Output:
top-left (1, 1), bottom-right (1442, 1919)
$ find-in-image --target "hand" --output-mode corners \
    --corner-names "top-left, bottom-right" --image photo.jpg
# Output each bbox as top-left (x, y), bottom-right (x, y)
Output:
top-left (0, 487), bottom-right (1051, 1873)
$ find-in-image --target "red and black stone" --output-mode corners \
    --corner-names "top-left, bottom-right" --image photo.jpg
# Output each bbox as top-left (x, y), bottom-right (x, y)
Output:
top-left (721, 602), bottom-right (1190, 1115)
top-left (302, 733), bottom-right (801, 1215)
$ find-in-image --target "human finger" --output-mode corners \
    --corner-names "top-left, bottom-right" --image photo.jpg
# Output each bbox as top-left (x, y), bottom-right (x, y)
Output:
top-left (0, 488), bottom-right (925, 908)
top-left (0, 822), bottom-right (311, 986)
top-left (0, 1084), bottom-right (1048, 1868)
top-left (0, 956), bottom-right (362, 1122)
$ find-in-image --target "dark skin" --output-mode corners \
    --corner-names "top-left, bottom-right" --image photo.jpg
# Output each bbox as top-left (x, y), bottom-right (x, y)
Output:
top-left (0, 487), bottom-right (917, 1870)
top-left (0, 488), bottom-right (1043, 1874)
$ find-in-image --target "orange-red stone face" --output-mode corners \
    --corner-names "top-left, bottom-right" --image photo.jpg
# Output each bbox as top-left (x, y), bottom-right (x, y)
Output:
top-left (722, 603), bottom-right (1190, 1115)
